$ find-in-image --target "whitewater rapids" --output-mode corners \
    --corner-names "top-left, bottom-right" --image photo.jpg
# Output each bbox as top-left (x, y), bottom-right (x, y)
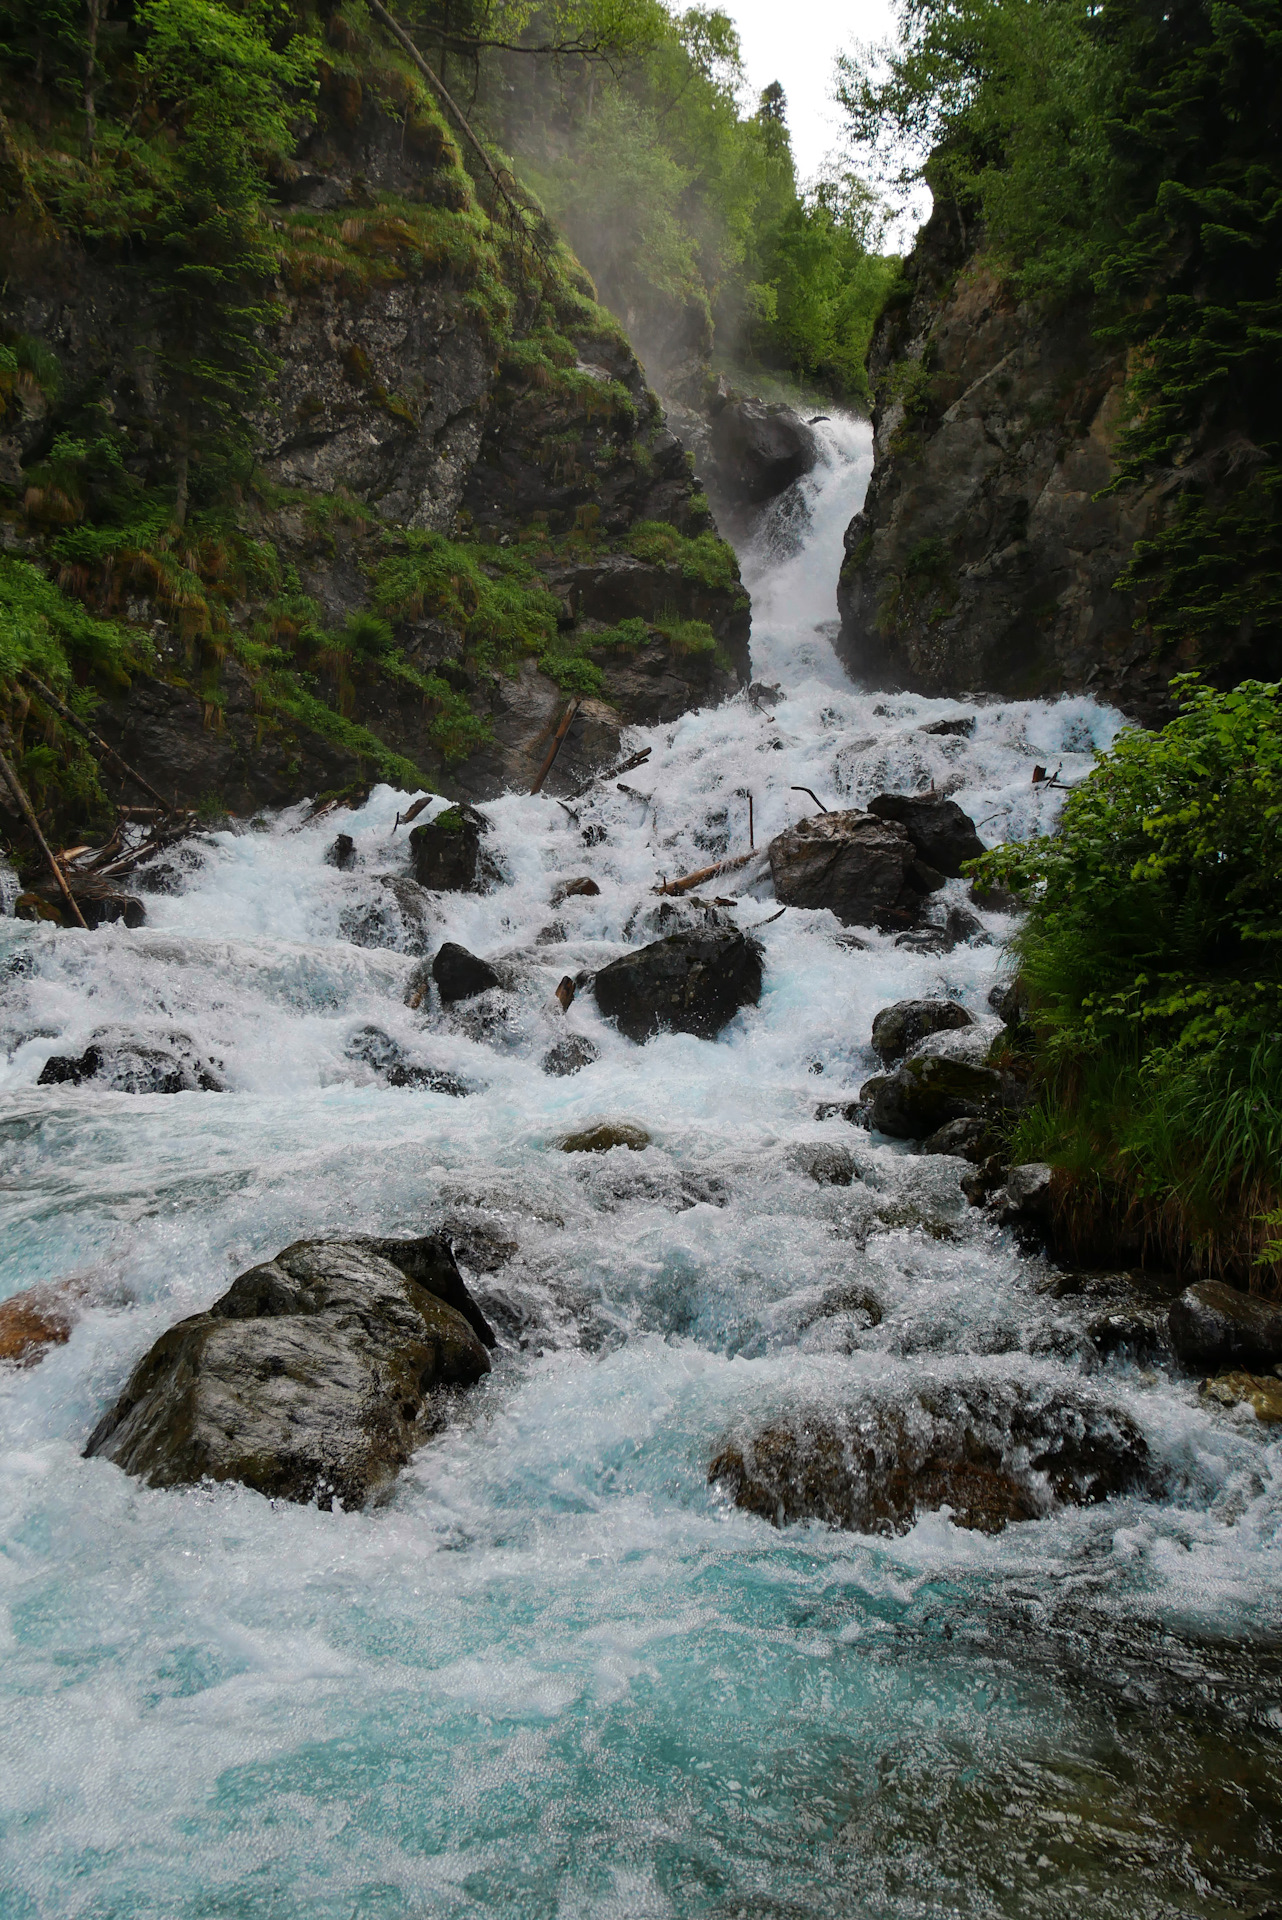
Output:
top-left (2, 418), bottom-right (1280, 1919)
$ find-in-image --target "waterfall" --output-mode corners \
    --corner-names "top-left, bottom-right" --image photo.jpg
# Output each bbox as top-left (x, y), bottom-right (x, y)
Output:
top-left (2, 419), bottom-right (1279, 1919)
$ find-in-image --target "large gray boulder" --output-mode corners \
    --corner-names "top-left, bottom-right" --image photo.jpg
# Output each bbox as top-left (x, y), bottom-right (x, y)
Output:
top-left (592, 928), bottom-right (762, 1042)
top-left (768, 810), bottom-right (941, 930)
top-left (1169, 1281), bottom-right (1282, 1374)
top-left (84, 1236), bottom-right (495, 1507)
top-left (708, 399), bottom-right (819, 504)
top-left (709, 1379), bottom-right (1147, 1536)
top-left (860, 1052), bottom-right (1002, 1139)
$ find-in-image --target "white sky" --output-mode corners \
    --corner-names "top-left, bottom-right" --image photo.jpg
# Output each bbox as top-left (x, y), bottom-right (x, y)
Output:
top-left (723, 0), bottom-right (901, 184)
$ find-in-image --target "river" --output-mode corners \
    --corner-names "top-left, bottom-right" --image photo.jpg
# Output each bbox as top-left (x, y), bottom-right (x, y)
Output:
top-left (2, 419), bottom-right (1280, 1919)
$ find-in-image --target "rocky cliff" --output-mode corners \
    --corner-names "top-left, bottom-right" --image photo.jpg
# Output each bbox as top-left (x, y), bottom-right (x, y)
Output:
top-left (0, 22), bottom-right (750, 840)
top-left (835, 201), bottom-right (1268, 722)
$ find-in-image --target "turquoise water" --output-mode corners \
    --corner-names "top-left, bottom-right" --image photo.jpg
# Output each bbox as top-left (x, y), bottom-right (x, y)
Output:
top-left (2, 422), bottom-right (1280, 1918)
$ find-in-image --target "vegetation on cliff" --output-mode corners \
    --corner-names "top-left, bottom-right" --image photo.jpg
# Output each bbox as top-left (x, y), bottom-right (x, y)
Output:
top-left (977, 678), bottom-right (1282, 1288)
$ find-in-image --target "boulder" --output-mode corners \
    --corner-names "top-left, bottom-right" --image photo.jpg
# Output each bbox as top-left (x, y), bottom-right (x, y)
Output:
top-left (542, 1034), bottom-right (600, 1077)
top-left (709, 1379), bottom-right (1147, 1536)
top-left (767, 810), bottom-right (940, 930)
top-left (84, 1235), bottom-right (495, 1506)
top-left (988, 977), bottom-right (1030, 1028)
top-left (992, 1163), bottom-right (1054, 1236)
top-left (866, 794), bottom-right (985, 877)
top-left (787, 1141), bottom-right (858, 1186)
top-left (326, 832), bottom-right (356, 870)
top-left (921, 1116), bottom-right (991, 1161)
top-left (432, 942), bottom-right (501, 1004)
top-left (859, 1053), bottom-right (1002, 1139)
top-left (408, 803), bottom-right (490, 892)
top-left (343, 1025), bottom-right (474, 1096)
top-left (551, 876), bottom-right (600, 905)
top-left (0, 1283), bottom-right (75, 1367)
top-left (592, 929), bottom-right (763, 1042)
top-left (340, 875), bottom-right (432, 954)
top-left (37, 1033), bottom-right (224, 1094)
top-left (1087, 1306), bottom-right (1172, 1366)
top-left (1168, 1281), bottom-right (1282, 1374)
top-left (708, 399), bottom-right (819, 504)
top-left (560, 1122), bottom-right (651, 1154)
top-left (871, 997), bottom-right (974, 1066)
top-left (1200, 1372), bottom-right (1282, 1425)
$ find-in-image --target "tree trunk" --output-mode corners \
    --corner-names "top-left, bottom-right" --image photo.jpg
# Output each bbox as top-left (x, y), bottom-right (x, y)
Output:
top-left (83, 0), bottom-right (100, 163)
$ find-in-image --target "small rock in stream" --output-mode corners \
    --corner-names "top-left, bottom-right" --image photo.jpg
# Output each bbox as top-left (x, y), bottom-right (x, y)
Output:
top-left (872, 997), bottom-right (974, 1066)
top-left (84, 1235), bottom-right (495, 1506)
top-left (542, 1034), bottom-right (600, 1077)
top-left (38, 1033), bottom-right (225, 1094)
top-left (326, 833), bottom-right (356, 870)
top-left (432, 942), bottom-right (501, 1004)
top-left (560, 1122), bottom-right (651, 1154)
top-left (1200, 1372), bottom-right (1282, 1424)
top-left (409, 804), bottom-right (491, 892)
top-left (860, 1054), bottom-right (1002, 1139)
top-left (709, 1380), bottom-right (1148, 1536)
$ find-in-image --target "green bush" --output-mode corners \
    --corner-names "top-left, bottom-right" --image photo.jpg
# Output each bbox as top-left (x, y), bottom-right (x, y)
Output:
top-left (975, 675), bottom-right (1282, 1282)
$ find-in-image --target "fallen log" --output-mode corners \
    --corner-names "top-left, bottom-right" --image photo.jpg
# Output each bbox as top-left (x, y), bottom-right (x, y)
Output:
top-left (653, 848), bottom-right (763, 897)
top-left (19, 670), bottom-right (174, 814)
top-left (531, 699), bottom-right (581, 795)
top-left (0, 734), bottom-right (89, 928)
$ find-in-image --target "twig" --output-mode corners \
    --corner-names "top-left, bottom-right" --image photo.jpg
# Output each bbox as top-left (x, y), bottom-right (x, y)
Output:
top-left (570, 745), bottom-right (651, 799)
top-left (653, 848), bottom-right (762, 897)
top-left (530, 699), bottom-right (581, 794)
top-left (745, 906), bottom-right (786, 930)
top-left (19, 671), bottom-right (174, 814)
top-left (0, 736), bottom-right (89, 927)
top-left (790, 786), bottom-right (829, 813)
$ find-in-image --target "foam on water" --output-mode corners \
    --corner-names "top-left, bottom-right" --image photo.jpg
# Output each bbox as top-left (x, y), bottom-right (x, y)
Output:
top-left (2, 419), bottom-right (1281, 1919)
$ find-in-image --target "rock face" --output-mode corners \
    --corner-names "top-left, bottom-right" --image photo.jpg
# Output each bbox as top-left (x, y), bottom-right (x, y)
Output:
top-left (409, 806), bottom-right (490, 892)
top-left (833, 198), bottom-right (1267, 719)
top-left (871, 997), bottom-right (974, 1065)
top-left (592, 929), bottom-right (763, 1042)
top-left (866, 795), bottom-right (985, 878)
top-left (709, 1380), bottom-right (1147, 1535)
top-left (1, 68), bottom-right (751, 832)
top-left (768, 810), bottom-right (942, 930)
top-left (84, 1236), bottom-right (495, 1507)
top-left (860, 1053), bottom-right (1002, 1140)
top-left (1168, 1281), bottom-right (1282, 1373)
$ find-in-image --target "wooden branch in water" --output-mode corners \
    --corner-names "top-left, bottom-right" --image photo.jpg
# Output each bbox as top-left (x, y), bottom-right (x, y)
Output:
top-left (20, 671), bottom-right (173, 814)
top-left (0, 736), bottom-right (89, 928)
top-left (652, 848), bottom-right (762, 897)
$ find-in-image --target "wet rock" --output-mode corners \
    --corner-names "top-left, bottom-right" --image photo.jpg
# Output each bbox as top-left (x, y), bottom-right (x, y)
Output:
top-left (767, 809), bottom-right (939, 930)
top-left (560, 1122), bottom-right (651, 1154)
top-left (550, 876), bottom-right (600, 905)
top-left (0, 1283), bottom-right (75, 1367)
top-left (326, 832), bottom-right (356, 870)
top-left (19, 879), bottom-right (145, 929)
top-left (592, 928), bottom-right (763, 1042)
top-left (84, 1235), bottom-right (494, 1506)
top-left (1169, 1281), bottom-right (1282, 1374)
top-left (343, 1025), bottom-right (474, 1095)
top-left (970, 878), bottom-right (1022, 914)
top-left (988, 977), bottom-right (1030, 1028)
top-left (709, 1380), bottom-right (1147, 1536)
top-left (442, 1216), bottom-right (519, 1274)
top-left (893, 926), bottom-right (950, 955)
top-left (1200, 1372), bottom-right (1282, 1425)
top-left (340, 875), bottom-right (432, 954)
top-left (871, 997), bottom-right (974, 1066)
top-left (991, 1163), bottom-right (1054, 1236)
top-left (866, 794), bottom-right (985, 877)
top-left (787, 1142), bottom-right (858, 1187)
top-left (920, 715), bottom-right (976, 738)
top-left (432, 942), bottom-right (501, 1004)
top-left (945, 904), bottom-right (991, 947)
top-left (38, 1034), bottom-right (224, 1094)
top-left (542, 1033), bottom-right (600, 1077)
top-left (1087, 1306), bottom-right (1172, 1367)
top-left (408, 804), bottom-right (490, 892)
top-left (808, 1283), bottom-right (883, 1327)
top-left (708, 399), bottom-right (819, 504)
top-left (921, 1116), bottom-right (991, 1161)
top-left (859, 1053), bottom-right (1002, 1140)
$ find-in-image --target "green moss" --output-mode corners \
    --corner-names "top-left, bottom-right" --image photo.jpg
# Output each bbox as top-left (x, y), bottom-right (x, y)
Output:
top-left (623, 521), bottom-right (740, 591)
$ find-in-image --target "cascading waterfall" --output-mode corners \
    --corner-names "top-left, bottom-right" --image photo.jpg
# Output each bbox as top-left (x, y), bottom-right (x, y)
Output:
top-left (2, 419), bottom-right (1280, 1920)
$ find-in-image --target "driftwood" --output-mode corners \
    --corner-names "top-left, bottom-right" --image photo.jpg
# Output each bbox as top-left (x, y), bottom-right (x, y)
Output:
top-left (570, 745), bottom-right (651, 800)
top-left (653, 848), bottom-right (762, 897)
top-left (20, 670), bottom-right (173, 814)
top-left (0, 735), bottom-right (89, 928)
top-left (392, 793), bottom-right (435, 832)
top-left (530, 699), bottom-right (581, 794)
